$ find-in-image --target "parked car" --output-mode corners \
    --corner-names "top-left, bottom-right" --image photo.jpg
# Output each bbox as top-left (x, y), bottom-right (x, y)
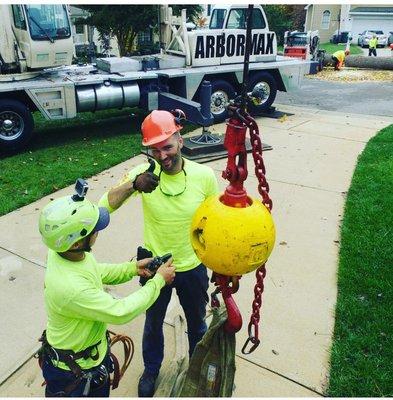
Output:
top-left (358, 30), bottom-right (388, 47)
top-left (330, 31), bottom-right (352, 44)
top-left (388, 31), bottom-right (393, 45)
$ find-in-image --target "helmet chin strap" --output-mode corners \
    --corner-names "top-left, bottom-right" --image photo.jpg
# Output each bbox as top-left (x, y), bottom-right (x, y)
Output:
top-left (68, 236), bottom-right (92, 253)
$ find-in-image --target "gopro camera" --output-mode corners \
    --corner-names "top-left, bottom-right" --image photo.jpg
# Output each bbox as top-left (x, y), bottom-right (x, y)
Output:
top-left (72, 178), bottom-right (89, 201)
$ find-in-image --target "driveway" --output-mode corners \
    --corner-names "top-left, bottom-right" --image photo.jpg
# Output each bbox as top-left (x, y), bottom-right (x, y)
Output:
top-left (276, 77), bottom-right (393, 117)
top-left (361, 46), bottom-right (392, 57)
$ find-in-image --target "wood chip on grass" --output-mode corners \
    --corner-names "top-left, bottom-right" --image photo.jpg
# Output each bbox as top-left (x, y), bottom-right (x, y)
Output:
top-left (307, 68), bottom-right (393, 82)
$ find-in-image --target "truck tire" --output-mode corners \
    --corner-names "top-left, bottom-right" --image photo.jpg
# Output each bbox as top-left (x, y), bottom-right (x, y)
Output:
top-left (207, 80), bottom-right (236, 123)
top-left (0, 99), bottom-right (34, 152)
top-left (247, 72), bottom-right (277, 116)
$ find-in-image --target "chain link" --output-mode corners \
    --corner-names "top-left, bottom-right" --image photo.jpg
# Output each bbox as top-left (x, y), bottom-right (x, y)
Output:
top-left (241, 114), bottom-right (272, 355)
top-left (246, 115), bottom-right (273, 211)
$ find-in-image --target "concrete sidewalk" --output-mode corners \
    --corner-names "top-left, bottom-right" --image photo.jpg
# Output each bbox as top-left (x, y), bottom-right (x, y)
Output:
top-left (0, 105), bottom-right (392, 397)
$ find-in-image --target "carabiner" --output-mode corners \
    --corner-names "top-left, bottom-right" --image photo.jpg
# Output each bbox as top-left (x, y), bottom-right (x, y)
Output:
top-left (241, 336), bottom-right (260, 354)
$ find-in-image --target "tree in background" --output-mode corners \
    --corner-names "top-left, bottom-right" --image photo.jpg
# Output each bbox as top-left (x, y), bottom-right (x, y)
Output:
top-left (170, 5), bottom-right (203, 24)
top-left (289, 5), bottom-right (307, 31)
top-left (78, 5), bottom-right (158, 56)
top-left (98, 33), bottom-right (112, 57)
top-left (263, 5), bottom-right (306, 46)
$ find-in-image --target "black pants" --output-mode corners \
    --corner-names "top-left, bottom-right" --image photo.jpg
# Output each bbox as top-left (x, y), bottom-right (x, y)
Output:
top-left (42, 352), bottom-right (113, 397)
top-left (332, 56), bottom-right (340, 70)
top-left (369, 47), bottom-right (377, 56)
top-left (142, 263), bottom-right (209, 376)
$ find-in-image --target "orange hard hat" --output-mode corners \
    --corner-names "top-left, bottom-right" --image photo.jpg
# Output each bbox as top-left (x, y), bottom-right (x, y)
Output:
top-left (141, 109), bottom-right (185, 146)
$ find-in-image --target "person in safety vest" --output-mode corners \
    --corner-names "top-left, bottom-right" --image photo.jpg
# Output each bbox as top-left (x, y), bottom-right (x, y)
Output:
top-left (99, 109), bottom-right (219, 397)
top-left (38, 183), bottom-right (175, 397)
top-left (332, 49), bottom-right (350, 70)
top-left (368, 34), bottom-right (378, 57)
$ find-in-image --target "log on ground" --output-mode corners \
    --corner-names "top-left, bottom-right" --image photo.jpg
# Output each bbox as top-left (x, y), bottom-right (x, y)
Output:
top-left (323, 54), bottom-right (393, 70)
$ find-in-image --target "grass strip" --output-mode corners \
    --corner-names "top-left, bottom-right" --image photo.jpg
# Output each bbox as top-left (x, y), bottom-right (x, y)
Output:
top-left (320, 43), bottom-right (363, 55)
top-left (0, 108), bottom-right (196, 216)
top-left (327, 124), bottom-right (393, 396)
top-left (278, 43), bottom-right (363, 55)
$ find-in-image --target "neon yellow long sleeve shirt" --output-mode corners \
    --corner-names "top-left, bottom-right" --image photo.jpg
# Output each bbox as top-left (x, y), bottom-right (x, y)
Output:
top-left (369, 37), bottom-right (378, 49)
top-left (99, 158), bottom-right (219, 272)
top-left (44, 250), bottom-right (165, 370)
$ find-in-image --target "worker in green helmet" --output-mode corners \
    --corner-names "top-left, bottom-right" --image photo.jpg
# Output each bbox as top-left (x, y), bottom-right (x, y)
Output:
top-left (37, 179), bottom-right (175, 397)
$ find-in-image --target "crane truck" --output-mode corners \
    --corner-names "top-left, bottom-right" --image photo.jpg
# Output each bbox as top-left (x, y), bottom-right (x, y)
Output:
top-left (0, 4), bottom-right (309, 151)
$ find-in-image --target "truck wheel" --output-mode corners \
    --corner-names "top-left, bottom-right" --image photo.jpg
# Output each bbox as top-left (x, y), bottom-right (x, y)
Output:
top-left (208, 80), bottom-right (236, 123)
top-left (0, 99), bottom-right (34, 152)
top-left (247, 72), bottom-right (277, 116)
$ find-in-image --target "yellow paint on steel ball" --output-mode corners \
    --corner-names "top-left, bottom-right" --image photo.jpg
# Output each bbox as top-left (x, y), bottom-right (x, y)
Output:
top-left (190, 194), bottom-right (275, 276)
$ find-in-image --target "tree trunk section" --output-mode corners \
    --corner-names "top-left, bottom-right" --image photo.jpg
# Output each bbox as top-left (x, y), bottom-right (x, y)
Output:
top-left (323, 54), bottom-right (393, 70)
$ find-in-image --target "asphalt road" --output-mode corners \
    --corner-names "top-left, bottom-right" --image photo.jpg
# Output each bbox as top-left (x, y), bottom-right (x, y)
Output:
top-left (276, 77), bottom-right (393, 117)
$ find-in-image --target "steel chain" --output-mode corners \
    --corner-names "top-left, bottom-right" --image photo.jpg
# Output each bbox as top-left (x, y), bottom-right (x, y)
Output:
top-left (247, 115), bottom-right (273, 211)
top-left (241, 114), bottom-right (272, 354)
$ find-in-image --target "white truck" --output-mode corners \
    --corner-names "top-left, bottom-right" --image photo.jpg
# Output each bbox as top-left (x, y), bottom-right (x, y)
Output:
top-left (0, 4), bottom-right (309, 151)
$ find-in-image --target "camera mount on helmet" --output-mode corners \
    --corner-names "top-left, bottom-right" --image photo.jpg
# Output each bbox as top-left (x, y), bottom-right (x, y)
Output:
top-left (72, 178), bottom-right (89, 202)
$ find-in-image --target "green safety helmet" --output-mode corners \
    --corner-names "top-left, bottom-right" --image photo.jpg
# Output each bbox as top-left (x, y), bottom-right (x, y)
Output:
top-left (39, 195), bottom-right (110, 252)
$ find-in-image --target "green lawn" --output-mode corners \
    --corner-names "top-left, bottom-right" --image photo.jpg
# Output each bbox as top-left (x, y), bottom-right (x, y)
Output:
top-left (320, 42), bottom-right (363, 55)
top-left (0, 108), bottom-right (197, 216)
top-left (278, 43), bottom-right (363, 55)
top-left (327, 124), bottom-right (393, 396)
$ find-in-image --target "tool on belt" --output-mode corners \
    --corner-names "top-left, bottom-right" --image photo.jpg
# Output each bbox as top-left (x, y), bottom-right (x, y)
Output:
top-left (36, 329), bottom-right (133, 396)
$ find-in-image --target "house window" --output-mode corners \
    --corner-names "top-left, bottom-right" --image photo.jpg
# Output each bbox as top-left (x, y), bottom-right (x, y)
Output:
top-left (138, 29), bottom-right (152, 44)
top-left (321, 10), bottom-right (331, 30)
top-left (75, 24), bottom-right (84, 34)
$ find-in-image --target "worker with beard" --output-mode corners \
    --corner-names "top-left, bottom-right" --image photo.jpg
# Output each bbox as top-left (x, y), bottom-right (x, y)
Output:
top-left (99, 109), bottom-right (219, 397)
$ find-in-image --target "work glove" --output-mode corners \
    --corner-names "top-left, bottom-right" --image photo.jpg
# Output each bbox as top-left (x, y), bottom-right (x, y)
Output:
top-left (133, 159), bottom-right (159, 193)
top-left (133, 172), bottom-right (159, 193)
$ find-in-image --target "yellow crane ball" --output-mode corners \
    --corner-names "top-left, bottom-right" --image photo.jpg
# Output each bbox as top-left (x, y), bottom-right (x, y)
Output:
top-left (190, 194), bottom-right (276, 276)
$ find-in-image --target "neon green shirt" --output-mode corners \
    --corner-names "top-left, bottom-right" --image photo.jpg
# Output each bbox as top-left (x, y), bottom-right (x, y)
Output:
top-left (333, 50), bottom-right (345, 63)
top-left (369, 37), bottom-right (378, 49)
top-left (44, 250), bottom-right (165, 370)
top-left (99, 158), bottom-right (219, 272)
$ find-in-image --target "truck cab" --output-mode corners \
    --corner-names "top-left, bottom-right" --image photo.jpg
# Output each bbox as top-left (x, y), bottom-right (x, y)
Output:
top-left (0, 4), bottom-right (73, 73)
top-left (188, 5), bottom-right (276, 67)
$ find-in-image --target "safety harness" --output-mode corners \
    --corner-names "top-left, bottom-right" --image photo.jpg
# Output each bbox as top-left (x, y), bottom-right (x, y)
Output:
top-left (36, 330), bottom-right (133, 396)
